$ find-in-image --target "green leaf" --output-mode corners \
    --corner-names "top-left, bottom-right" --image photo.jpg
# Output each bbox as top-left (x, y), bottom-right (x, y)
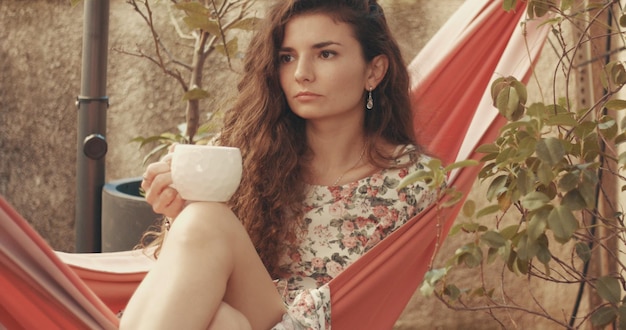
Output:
top-left (527, 0), bottom-right (553, 18)
top-left (458, 244), bottom-right (483, 268)
top-left (521, 191), bottom-right (550, 211)
top-left (605, 99), bottom-right (626, 111)
top-left (515, 255), bottom-right (529, 274)
top-left (443, 159), bottom-right (479, 173)
top-left (215, 37), bottom-right (239, 57)
top-left (496, 86), bottom-right (523, 121)
top-left (502, 0), bottom-right (516, 11)
top-left (527, 214), bottom-right (547, 241)
top-left (449, 223), bottom-right (464, 236)
top-left (545, 113), bottom-right (578, 127)
top-left (561, 189), bottom-right (587, 211)
top-left (462, 200), bottom-right (476, 218)
top-left (620, 14), bottom-right (626, 28)
top-left (398, 169), bottom-right (431, 190)
top-left (487, 175), bottom-right (508, 201)
top-left (575, 242), bottom-right (591, 262)
top-left (536, 137), bottom-right (565, 166)
top-left (597, 276), bottom-right (621, 304)
top-left (500, 225), bottom-right (520, 240)
top-left (609, 61), bottom-right (626, 85)
top-left (481, 231), bottom-right (507, 249)
top-left (516, 168), bottom-right (534, 196)
top-left (560, 0), bottom-right (573, 11)
top-left (618, 304), bottom-right (626, 330)
top-left (591, 306), bottom-right (617, 327)
top-left (579, 171), bottom-right (598, 208)
top-left (229, 17), bottom-right (261, 31)
top-left (495, 147), bottom-right (515, 166)
top-left (142, 143), bottom-right (171, 166)
top-left (547, 205), bottom-right (578, 243)
top-left (476, 204), bottom-right (502, 218)
top-left (174, 2), bottom-right (211, 16)
top-left (517, 233), bottom-right (538, 261)
top-left (536, 235), bottom-right (552, 264)
top-left (573, 121), bottom-right (596, 140)
top-left (614, 132), bottom-right (626, 145)
top-left (598, 115), bottom-right (618, 140)
top-left (444, 284), bottom-right (461, 300)
top-left (459, 222), bottom-right (487, 233)
top-left (441, 189), bottom-right (463, 208)
top-left (515, 136), bottom-right (537, 161)
top-left (487, 246), bottom-right (499, 264)
top-left (183, 15), bottom-right (221, 35)
top-left (558, 172), bottom-right (579, 192)
top-left (491, 77), bottom-right (509, 104)
top-left (182, 87), bottom-right (210, 101)
top-left (619, 151), bottom-right (626, 166)
top-left (476, 143), bottom-right (500, 154)
top-left (420, 268), bottom-right (448, 297)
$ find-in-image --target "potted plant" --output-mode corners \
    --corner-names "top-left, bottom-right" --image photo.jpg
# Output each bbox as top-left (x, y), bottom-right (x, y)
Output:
top-left (102, 0), bottom-right (258, 252)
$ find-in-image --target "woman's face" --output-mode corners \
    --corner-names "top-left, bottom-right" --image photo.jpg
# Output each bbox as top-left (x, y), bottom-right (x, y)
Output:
top-left (278, 13), bottom-right (372, 125)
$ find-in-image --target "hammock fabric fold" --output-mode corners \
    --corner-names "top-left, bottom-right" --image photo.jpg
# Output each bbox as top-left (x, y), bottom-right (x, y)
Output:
top-left (0, 0), bottom-right (550, 329)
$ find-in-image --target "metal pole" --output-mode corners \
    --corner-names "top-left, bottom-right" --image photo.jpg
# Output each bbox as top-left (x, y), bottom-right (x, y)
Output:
top-left (75, 0), bottom-right (110, 252)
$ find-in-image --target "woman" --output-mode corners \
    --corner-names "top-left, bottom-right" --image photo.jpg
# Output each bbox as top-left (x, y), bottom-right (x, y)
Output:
top-left (121, 0), bottom-right (441, 329)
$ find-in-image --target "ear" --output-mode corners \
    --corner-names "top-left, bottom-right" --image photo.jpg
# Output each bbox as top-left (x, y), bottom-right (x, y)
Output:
top-left (365, 54), bottom-right (389, 90)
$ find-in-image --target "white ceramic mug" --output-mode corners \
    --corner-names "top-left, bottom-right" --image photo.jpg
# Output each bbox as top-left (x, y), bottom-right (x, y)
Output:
top-left (169, 145), bottom-right (242, 202)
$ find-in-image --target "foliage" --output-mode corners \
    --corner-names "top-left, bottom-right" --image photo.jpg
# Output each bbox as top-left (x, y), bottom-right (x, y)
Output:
top-left (402, 0), bottom-right (626, 328)
top-left (121, 0), bottom-right (259, 164)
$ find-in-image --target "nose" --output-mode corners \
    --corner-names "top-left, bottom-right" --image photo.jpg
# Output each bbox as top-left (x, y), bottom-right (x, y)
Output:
top-left (294, 57), bottom-right (314, 83)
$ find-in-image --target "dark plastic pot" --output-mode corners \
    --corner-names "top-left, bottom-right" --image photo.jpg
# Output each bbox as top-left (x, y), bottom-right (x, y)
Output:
top-left (101, 177), bottom-right (160, 252)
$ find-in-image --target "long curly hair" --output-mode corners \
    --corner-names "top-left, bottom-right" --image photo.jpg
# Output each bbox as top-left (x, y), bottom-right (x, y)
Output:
top-left (214, 0), bottom-right (418, 278)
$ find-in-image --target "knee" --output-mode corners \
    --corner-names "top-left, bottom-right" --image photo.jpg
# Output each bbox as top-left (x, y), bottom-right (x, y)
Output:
top-left (167, 202), bottom-right (245, 246)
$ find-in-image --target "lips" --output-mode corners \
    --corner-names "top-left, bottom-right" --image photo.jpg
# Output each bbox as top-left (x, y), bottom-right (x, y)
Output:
top-left (294, 91), bottom-right (321, 102)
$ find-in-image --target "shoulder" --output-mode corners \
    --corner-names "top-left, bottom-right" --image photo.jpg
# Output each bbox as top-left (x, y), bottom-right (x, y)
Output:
top-left (392, 144), bottom-right (435, 169)
top-left (390, 144), bottom-right (444, 194)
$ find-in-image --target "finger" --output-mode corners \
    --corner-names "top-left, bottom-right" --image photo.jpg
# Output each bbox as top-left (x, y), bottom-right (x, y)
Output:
top-left (168, 143), bottom-right (178, 154)
top-left (142, 161), bottom-right (172, 192)
top-left (161, 153), bottom-right (173, 165)
top-left (151, 187), bottom-right (183, 217)
top-left (162, 193), bottom-right (186, 219)
top-left (145, 173), bottom-right (174, 207)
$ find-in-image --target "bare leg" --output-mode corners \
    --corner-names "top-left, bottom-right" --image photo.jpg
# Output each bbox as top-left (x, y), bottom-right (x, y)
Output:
top-left (208, 302), bottom-right (252, 330)
top-left (120, 202), bottom-right (286, 330)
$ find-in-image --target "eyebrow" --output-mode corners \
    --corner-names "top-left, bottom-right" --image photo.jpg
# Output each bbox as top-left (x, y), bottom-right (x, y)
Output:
top-left (279, 41), bottom-right (342, 52)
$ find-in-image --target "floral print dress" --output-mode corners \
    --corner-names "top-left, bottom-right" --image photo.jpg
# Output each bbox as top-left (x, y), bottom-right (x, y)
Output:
top-left (272, 145), bottom-right (440, 330)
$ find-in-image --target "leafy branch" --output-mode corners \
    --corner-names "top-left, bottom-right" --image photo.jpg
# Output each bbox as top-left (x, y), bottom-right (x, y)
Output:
top-left (116, 0), bottom-right (259, 163)
top-left (403, 0), bottom-right (626, 328)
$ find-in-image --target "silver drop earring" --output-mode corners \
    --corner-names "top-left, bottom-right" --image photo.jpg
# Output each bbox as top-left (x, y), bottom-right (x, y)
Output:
top-left (366, 87), bottom-right (374, 110)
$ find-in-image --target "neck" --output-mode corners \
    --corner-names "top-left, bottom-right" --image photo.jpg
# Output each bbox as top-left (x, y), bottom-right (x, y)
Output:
top-left (306, 121), bottom-right (365, 167)
top-left (304, 121), bottom-right (370, 185)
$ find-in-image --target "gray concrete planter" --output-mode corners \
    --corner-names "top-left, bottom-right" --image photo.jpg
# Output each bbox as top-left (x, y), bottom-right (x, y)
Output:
top-left (101, 177), bottom-right (160, 252)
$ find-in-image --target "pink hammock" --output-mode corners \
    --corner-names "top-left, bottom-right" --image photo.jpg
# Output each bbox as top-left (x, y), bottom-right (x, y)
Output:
top-left (0, 1), bottom-right (549, 329)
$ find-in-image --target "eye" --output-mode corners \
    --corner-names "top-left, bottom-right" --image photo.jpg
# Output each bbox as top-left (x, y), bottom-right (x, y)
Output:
top-left (320, 50), bottom-right (336, 59)
top-left (279, 53), bottom-right (294, 64)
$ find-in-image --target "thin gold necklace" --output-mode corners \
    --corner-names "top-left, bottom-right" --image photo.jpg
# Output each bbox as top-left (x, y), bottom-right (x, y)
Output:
top-left (332, 146), bottom-right (366, 186)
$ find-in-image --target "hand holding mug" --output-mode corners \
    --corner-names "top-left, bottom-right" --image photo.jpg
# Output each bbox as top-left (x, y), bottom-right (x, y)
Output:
top-left (142, 152), bottom-right (185, 218)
